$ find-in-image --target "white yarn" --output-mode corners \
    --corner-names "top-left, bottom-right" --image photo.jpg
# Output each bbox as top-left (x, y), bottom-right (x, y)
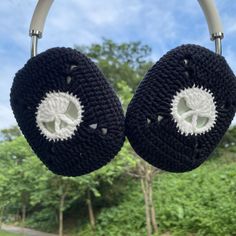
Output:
top-left (36, 91), bottom-right (84, 141)
top-left (171, 85), bottom-right (217, 136)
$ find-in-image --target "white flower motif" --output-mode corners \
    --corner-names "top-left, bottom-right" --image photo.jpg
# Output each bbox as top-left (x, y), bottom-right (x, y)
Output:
top-left (171, 85), bottom-right (217, 136)
top-left (36, 91), bottom-right (84, 141)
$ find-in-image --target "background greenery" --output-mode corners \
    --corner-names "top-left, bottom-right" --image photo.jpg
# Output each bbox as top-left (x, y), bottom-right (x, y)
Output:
top-left (1, 39), bottom-right (236, 236)
top-left (0, 231), bottom-right (22, 236)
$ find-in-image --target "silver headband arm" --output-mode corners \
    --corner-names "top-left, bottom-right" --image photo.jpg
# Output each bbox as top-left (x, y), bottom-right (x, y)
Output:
top-left (198, 0), bottom-right (224, 55)
top-left (29, 0), bottom-right (224, 57)
top-left (30, 0), bottom-right (54, 57)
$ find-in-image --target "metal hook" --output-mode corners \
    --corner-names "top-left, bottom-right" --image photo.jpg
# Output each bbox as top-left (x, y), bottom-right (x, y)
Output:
top-left (211, 32), bottom-right (224, 55)
top-left (30, 30), bottom-right (42, 58)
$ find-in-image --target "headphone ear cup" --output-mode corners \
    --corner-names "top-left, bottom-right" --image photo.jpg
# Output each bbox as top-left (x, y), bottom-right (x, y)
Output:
top-left (10, 47), bottom-right (125, 176)
top-left (125, 44), bottom-right (236, 172)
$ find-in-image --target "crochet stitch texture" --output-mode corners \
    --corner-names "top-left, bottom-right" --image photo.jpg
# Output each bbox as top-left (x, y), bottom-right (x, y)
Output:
top-left (125, 44), bottom-right (236, 172)
top-left (10, 47), bottom-right (125, 176)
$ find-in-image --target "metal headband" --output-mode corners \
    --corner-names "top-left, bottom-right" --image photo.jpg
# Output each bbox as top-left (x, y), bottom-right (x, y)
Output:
top-left (29, 0), bottom-right (224, 57)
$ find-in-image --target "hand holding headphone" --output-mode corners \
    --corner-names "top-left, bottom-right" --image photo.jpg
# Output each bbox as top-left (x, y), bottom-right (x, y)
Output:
top-left (10, 0), bottom-right (236, 176)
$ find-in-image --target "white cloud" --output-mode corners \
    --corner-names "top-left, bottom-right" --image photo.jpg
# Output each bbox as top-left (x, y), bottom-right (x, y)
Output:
top-left (0, 104), bottom-right (16, 130)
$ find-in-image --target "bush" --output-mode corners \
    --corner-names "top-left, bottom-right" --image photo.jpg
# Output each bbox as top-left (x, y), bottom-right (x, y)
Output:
top-left (80, 157), bottom-right (236, 236)
top-left (155, 159), bottom-right (236, 236)
top-left (25, 208), bottom-right (57, 233)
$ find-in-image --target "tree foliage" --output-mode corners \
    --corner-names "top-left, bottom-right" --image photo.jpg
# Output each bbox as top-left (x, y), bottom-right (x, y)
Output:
top-left (85, 158), bottom-right (236, 236)
top-left (0, 126), bottom-right (21, 141)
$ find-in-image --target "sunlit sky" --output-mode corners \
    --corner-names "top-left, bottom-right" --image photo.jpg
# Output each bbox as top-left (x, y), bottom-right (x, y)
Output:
top-left (1, 0), bottom-right (236, 129)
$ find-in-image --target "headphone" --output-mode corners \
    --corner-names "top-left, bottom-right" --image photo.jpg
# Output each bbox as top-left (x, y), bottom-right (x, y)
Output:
top-left (10, 0), bottom-right (236, 176)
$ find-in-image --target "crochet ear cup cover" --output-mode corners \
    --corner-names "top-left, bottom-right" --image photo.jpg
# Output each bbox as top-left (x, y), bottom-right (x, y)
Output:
top-left (10, 47), bottom-right (125, 176)
top-left (125, 44), bottom-right (236, 172)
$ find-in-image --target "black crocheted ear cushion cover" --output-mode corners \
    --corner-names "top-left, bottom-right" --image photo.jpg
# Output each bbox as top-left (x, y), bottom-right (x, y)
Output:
top-left (10, 47), bottom-right (125, 176)
top-left (125, 44), bottom-right (236, 172)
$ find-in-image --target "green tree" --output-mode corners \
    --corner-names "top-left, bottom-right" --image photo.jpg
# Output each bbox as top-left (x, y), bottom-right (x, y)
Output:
top-left (0, 126), bottom-right (21, 141)
top-left (0, 136), bottom-right (37, 225)
top-left (30, 173), bottom-right (78, 236)
top-left (70, 139), bottom-right (137, 232)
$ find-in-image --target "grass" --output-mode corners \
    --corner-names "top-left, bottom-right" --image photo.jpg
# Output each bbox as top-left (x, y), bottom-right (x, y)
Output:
top-left (0, 230), bottom-right (23, 236)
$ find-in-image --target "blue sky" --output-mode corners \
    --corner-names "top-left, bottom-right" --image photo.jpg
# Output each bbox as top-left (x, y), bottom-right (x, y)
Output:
top-left (1, 0), bottom-right (236, 129)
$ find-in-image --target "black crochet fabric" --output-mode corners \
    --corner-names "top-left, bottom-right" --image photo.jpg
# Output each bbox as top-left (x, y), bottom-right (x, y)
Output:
top-left (10, 47), bottom-right (125, 176)
top-left (125, 44), bottom-right (236, 172)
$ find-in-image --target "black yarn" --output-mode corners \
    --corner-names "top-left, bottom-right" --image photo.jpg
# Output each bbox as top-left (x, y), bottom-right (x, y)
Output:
top-left (10, 47), bottom-right (125, 176)
top-left (125, 44), bottom-right (236, 172)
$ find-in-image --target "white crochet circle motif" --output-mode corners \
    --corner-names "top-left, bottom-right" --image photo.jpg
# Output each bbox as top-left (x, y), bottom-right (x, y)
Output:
top-left (36, 91), bottom-right (84, 141)
top-left (171, 85), bottom-right (217, 136)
